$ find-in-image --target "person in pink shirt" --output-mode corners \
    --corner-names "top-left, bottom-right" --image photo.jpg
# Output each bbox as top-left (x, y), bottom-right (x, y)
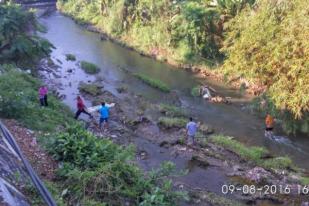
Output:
top-left (39, 85), bottom-right (48, 106)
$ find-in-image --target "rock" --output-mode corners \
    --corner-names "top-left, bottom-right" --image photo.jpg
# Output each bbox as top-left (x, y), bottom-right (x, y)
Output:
top-left (138, 150), bottom-right (148, 160)
top-left (191, 155), bottom-right (209, 168)
top-left (117, 86), bottom-right (128, 93)
top-left (245, 167), bottom-right (272, 183)
top-left (199, 124), bottom-right (214, 135)
top-left (100, 35), bottom-right (107, 41)
top-left (159, 141), bottom-right (169, 148)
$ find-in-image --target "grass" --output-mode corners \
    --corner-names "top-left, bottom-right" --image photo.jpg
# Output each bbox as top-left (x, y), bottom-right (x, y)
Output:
top-left (191, 86), bottom-right (200, 97)
top-left (80, 61), bottom-right (100, 74)
top-left (262, 157), bottom-right (293, 170)
top-left (158, 117), bottom-right (187, 129)
top-left (79, 82), bottom-right (102, 96)
top-left (0, 70), bottom-right (74, 131)
top-left (159, 104), bottom-right (187, 117)
top-left (300, 176), bottom-right (309, 185)
top-left (65, 53), bottom-right (76, 61)
top-left (209, 135), bottom-right (294, 170)
top-left (133, 73), bottom-right (170, 93)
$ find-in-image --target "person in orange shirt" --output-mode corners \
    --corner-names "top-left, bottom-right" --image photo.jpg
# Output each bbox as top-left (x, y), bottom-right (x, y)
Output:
top-left (265, 114), bottom-right (274, 138)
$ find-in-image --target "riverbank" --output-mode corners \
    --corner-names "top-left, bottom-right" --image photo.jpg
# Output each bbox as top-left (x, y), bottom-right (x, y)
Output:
top-left (55, 6), bottom-right (258, 97)
top-left (55, 0), bottom-right (309, 136)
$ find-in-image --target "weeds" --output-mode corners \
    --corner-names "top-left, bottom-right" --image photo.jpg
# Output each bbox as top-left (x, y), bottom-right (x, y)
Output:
top-left (65, 54), bottom-right (76, 61)
top-left (80, 61), bottom-right (100, 74)
top-left (209, 135), bottom-right (294, 170)
top-left (191, 86), bottom-right (200, 97)
top-left (79, 82), bottom-right (102, 96)
top-left (159, 104), bottom-right (187, 117)
top-left (134, 73), bottom-right (170, 93)
top-left (158, 117), bottom-right (187, 129)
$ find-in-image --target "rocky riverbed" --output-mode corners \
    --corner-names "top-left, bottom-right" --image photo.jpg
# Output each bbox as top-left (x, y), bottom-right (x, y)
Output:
top-left (37, 55), bottom-right (309, 205)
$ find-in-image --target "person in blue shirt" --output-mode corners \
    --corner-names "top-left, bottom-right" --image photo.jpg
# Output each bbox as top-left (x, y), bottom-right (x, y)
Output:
top-left (186, 117), bottom-right (198, 145)
top-left (99, 102), bottom-right (109, 130)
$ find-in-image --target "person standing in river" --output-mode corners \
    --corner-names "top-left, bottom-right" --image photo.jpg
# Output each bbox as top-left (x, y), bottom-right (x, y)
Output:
top-left (75, 96), bottom-right (92, 119)
top-left (186, 117), bottom-right (198, 145)
top-left (265, 114), bottom-right (275, 138)
top-left (38, 85), bottom-right (48, 106)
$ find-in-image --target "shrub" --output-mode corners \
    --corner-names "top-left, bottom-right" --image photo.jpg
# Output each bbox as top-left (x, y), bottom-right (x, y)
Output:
top-left (79, 83), bottom-right (102, 96)
top-left (80, 61), bottom-right (100, 74)
top-left (0, 3), bottom-right (53, 64)
top-left (158, 117), bottom-right (187, 129)
top-left (48, 124), bottom-right (187, 205)
top-left (134, 73), bottom-right (170, 93)
top-left (222, 0), bottom-right (309, 120)
top-left (65, 54), bottom-right (76, 61)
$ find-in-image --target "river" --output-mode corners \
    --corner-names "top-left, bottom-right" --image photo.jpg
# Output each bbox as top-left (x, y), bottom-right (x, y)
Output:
top-left (38, 10), bottom-right (309, 172)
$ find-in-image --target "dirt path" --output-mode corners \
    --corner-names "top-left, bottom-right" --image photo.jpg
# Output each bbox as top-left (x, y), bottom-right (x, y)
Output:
top-left (3, 119), bottom-right (57, 181)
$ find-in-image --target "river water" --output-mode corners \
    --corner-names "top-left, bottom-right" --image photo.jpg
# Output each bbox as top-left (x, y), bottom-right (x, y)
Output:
top-left (39, 11), bottom-right (309, 171)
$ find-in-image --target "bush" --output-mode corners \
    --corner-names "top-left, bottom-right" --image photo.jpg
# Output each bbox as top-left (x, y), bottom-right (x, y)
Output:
top-left (48, 124), bottom-right (187, 205)
top-left (80, 61), bottom-right (100, 74)
top-left (0, 70), bottom-right (73, 131)
top-left (222, 0), bottom-right (309, 120)
top-left (0, 3), bottom-right (53, 65)
top-left (159, 104), bottom-right (187, 117)
top-left (65, 54), bottom-right (76, 61)
top-left (79, 82), bottom-right (102, 96)
top-left (158, 117), bottom-right (187, 129)
top-left (134, 73), bottom-right (170, 93)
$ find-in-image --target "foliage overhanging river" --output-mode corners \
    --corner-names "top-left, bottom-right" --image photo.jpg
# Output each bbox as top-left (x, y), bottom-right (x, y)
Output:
top-left (40, 10), bottom-right (309, 170)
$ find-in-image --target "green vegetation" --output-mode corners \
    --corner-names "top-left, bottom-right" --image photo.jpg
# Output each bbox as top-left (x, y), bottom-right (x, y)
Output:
top-left (0, 69), bottom-right (73, 131)
top-left (57, 0), bottom-right (309, 134)
top-left (57, 0), bottom-right (255, 64)
top-left (80, 61), bottom-right (100, 74)
top-left (79, 82), bottom-right (102, 96)
top-left (209, 135), bottom-right (294, 170)
top-left (191, 86), bottom-right (200, 97)
top-left (158, 117), bottom-right (187, 129)
top-left (134, 73), bottom-right (170, 93)
top-left (222, 0), bottom-right (309, 133)
top-left (48, 124), bottom-right (188, 205)
top-left (262, 157), bottom-right (293, 170)
top-left (0, 3), bottom-right (53, 66)
top-left (300, 176), bottom-right (309, 185)
top-left (159, 104), bottom-right (187, 117)
top-left (65, 53), bottom-right (76, 61)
